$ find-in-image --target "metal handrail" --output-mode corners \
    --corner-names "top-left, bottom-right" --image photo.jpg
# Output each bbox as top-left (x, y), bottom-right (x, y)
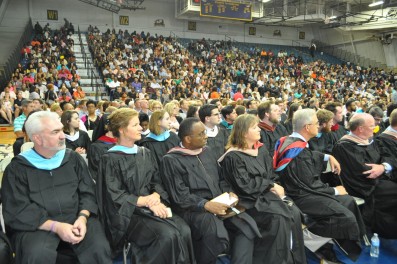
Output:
top-left (78, 27), bottom-right (101, 100)
top-left (0, 19), bottom-right (33, 88)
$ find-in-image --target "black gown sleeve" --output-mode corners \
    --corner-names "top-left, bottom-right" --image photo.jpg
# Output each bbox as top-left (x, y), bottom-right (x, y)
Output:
top-left (220, 153), bottom-right (272, 208)
top-left (73, 152), bottom-right (98, 215)
top-left (146, 148), bottom-right (170, 204)
top-left (288, 150), bottom-right (335, 195)
top-left (1, 161), bottom-right (49, 231)
top-left (98, 155), bottom-right (138, 219)
top-left (161, 155), bottom-right (208, 212)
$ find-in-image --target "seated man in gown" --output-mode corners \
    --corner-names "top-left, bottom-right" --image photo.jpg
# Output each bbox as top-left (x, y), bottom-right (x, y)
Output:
top-left (274, 109), bottom-right (366, 262)
top-left (333, 112), bottom-right (397, 239)
top-left (1, 111), bottom-right (112, 264)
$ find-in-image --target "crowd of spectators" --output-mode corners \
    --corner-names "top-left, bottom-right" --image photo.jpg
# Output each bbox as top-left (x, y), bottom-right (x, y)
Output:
top-left (0, 21), bottom-right (84, 124)
top-left (86, 27), bottom-right (396, 118)
top-left (2, 23), bottom-right (397, 264)
top-left (2, 22), bottom-right (397, 127)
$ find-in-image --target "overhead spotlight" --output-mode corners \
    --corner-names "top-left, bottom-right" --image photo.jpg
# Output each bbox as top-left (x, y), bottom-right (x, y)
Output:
top-left (369, 1), bottom-right (384, 7)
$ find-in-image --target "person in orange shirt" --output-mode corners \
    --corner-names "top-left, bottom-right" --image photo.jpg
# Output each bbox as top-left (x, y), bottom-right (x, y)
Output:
top-left (209, 87), bottom-right (220, 99)
top-left (73, 86), bottom-right (86, 100)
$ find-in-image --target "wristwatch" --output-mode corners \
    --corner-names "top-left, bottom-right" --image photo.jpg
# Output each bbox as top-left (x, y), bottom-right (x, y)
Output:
top-left (78, 212), bottom-right (89, 220)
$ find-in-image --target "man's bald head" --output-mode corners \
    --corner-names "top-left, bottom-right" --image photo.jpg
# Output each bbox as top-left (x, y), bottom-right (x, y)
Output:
top-left (390, 109), bottom-right (397, 128)
top-left (348, 113), bottom-right (372, 132)
top-left (349, 113), bottom-right (375, 140)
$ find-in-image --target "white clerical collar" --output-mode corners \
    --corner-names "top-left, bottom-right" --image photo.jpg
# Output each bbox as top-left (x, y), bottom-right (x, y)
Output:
top-left (387, 126), bottom-right (397, 134)
top-left (290, 132), bottom-right (309, 148)
top-left (205, 125), bottom-right (218, 138)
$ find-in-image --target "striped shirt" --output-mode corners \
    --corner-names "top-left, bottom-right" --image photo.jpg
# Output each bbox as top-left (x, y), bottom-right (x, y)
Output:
top-left (14, 113), bottom-right (26, 132)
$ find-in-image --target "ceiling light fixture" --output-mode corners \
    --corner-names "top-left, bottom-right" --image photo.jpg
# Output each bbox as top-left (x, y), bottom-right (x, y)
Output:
top-left (369, 1), bottom-right (384, 7)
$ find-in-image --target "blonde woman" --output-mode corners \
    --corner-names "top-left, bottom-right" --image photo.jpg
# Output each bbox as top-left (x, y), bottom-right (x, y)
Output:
top-left (139, 110), bottom-right (180, 167)
top-left (164, 102), bottom-right (182, 132)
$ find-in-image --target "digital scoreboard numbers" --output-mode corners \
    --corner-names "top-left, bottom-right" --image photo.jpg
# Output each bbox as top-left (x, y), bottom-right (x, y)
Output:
top-left (200, 0), bottom-right (252, 22)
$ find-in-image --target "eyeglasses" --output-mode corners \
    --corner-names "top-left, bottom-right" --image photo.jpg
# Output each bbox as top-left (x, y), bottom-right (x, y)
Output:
top-left (306, 121), bottom-right (319, 126)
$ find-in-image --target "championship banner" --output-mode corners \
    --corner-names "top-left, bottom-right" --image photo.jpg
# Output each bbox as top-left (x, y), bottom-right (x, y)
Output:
top-left (200, 0), bottom-right (252, 22)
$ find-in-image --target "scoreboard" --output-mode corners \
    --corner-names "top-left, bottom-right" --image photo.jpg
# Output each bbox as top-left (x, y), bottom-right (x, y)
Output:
top-left (198, 0), bottom-right (252, 22)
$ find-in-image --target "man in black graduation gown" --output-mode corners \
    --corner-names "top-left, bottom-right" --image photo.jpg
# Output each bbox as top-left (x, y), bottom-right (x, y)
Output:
top-left (220, 105), bottom-right (236, 137)
top-left (333, 112), bottom-right (397, 239)
top-left (161, 118), bottom-right (260, 264)
top-left (368, 106), bottom-right (385, 138)
top-left (1, 111), bottom-right (112, 264)
top-left (308, 109), bottom-right (337, 154)
top-left (258, 101), bottom-right (288, 157)
top-left (308, 109), bottom-right (340, 186)
top-left (274, 109), bottom-right (365, 262)
top-left (0, 194), bottom-right (12, 264)
top-left (325, 102), bottom-right (347, 140)
top-left (199, 104), bottom-right (230, 160)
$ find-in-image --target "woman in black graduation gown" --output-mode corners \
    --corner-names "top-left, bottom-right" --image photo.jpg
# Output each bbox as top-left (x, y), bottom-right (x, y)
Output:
top-left (218, 114), bottom-right (306, 264)
top-left (283, 102), bottom-right (301, 135)
top-left (138, 110), bottom-right (180, 167)
top-left (61, 110), bottom-right (91, 154)
top-left (97, 108), bottom-right (194, 264)
top-left (87, 114), bottom-right (116, 182)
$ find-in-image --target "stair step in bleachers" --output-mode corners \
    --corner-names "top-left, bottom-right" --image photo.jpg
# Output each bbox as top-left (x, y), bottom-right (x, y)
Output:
top-left (71, 33), bottom-right (105, 100)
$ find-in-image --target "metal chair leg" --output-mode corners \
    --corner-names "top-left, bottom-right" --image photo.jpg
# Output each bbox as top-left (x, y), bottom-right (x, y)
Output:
top-left (123, 242), bottom-right (131, 264)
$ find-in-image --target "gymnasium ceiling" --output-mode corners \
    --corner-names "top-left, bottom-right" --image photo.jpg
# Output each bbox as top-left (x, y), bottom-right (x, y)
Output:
top-left (252, 0), bottom-right (397, 33)
top-left (88, 0), bottom-right (397, 33)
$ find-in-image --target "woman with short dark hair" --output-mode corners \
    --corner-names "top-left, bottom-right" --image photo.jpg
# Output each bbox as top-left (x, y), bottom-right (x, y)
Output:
top-left (61, 110), bottom-right (91, 154)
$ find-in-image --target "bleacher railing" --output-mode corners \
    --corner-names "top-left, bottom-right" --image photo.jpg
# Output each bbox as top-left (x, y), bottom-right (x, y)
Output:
top-left (77, 26), bottom-right (101, 100)
top-left (312, 39), bottom-right (387, 69)
top-left (0, 19), bottom-right (33, 89)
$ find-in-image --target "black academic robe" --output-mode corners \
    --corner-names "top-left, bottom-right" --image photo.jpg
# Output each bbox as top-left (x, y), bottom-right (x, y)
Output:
top-left (283, 120), bottom-right (293, 135)
top-left (331, 125), bottom-right (347, 141)
top-left (84, 115), bottom-right (100, 131)
top-left (260, 124), bottom-right (288, 157)
top-left (219, 146), bottom-right (306, 264)
top-left (206, 126), bottom-right (229, 160)
top-left (1, 149), bottom-right (111, 263)
top-left (161, 147), bottom-right (259, 264)
top-left (309, 132), bottom-right (340, 186)
top-left (219, 123), bottom-right (232, 138)
top-left (333, 137), bottom-right (397, 238)
top-left (276, 137), bottom-right (365, 241)
top-left (308, 132), bottom-right (337, 154)
top-left (97, 147), bottom-right (194, 264)
top-left (138, 132), bottom-right (180, 167)
top-left (65, 130), bottom-right (91, 152)
top-left (87, 140), bottom-right (115, 181)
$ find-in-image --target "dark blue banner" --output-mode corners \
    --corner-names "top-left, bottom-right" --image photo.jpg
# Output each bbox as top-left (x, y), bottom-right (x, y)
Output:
top-left (200, 0), bottom-right (252, 21)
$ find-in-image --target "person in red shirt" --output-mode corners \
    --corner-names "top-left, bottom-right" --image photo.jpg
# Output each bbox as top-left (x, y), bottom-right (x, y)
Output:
top-left (233, 88), bottom-right (244, 101)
